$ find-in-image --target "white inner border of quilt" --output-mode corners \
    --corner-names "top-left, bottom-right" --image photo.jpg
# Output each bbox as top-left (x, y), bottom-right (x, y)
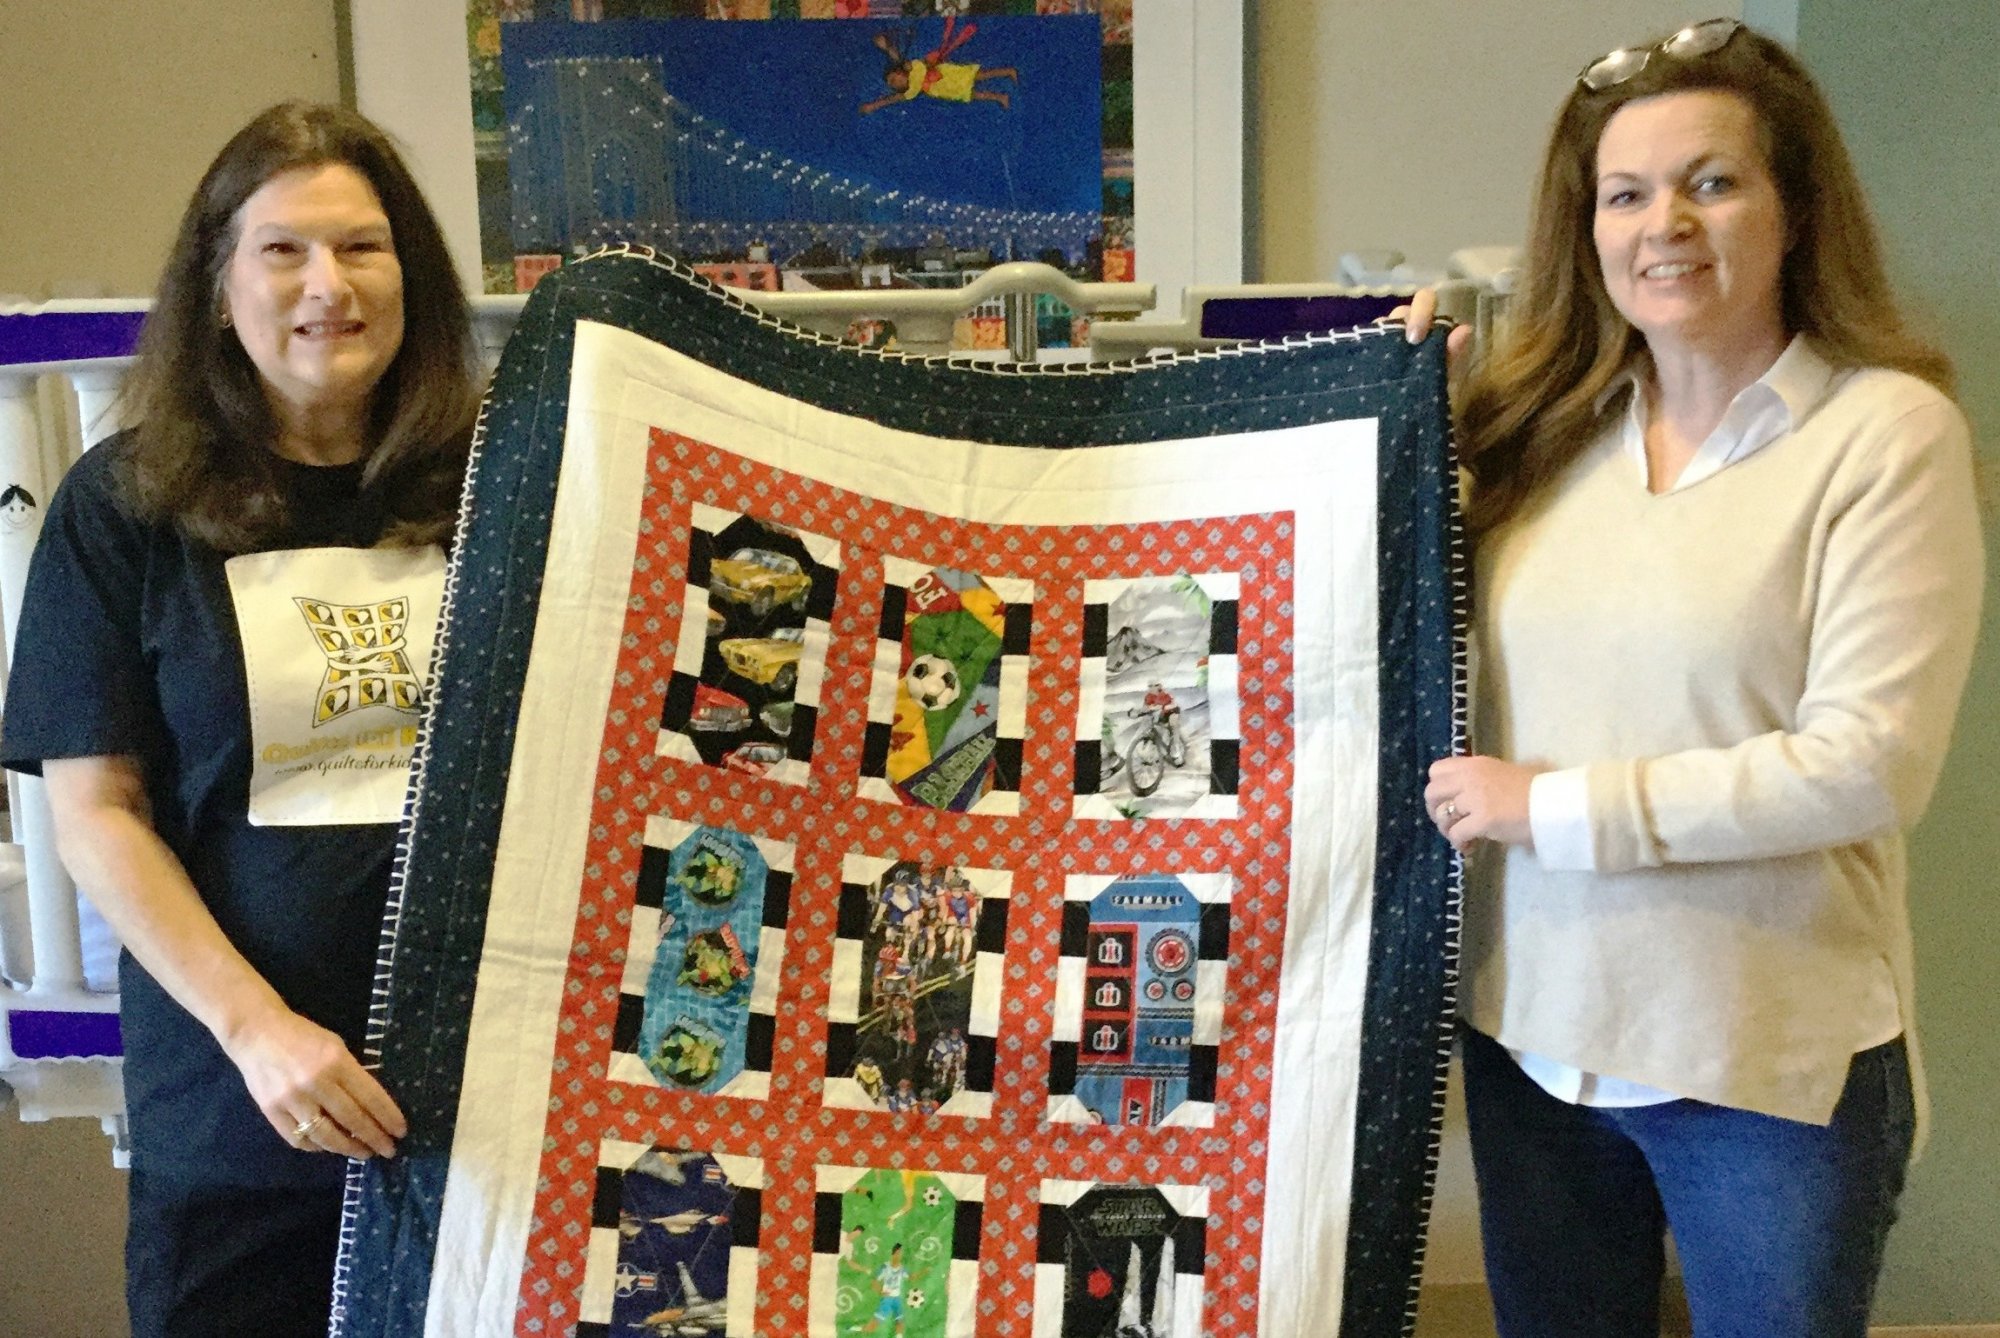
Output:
top-left (424, 320), bottom-right (1383, 1337)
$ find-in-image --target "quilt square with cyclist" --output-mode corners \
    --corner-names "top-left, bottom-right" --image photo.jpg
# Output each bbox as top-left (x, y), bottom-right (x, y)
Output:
top-left (335, 248), bottom-right (1461, 1338)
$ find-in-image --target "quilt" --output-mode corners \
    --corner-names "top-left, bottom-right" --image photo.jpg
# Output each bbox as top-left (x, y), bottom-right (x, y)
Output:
top-left (333, 247), bottom-right (1462, 1338)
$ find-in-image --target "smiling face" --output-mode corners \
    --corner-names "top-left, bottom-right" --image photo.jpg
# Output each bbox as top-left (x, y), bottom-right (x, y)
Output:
top-left (1592, 90), bottom-right (1788, 360)
top-left (220, 162), bottom-right (405, 445)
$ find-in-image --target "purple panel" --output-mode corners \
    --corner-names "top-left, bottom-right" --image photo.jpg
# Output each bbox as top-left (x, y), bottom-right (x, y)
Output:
top-left (0, 310), bottom-right (147, 368)
top-left (1198, 293), bottom-right (1406, 342)
top-left (6, 1008), bottom-right (124, 1059)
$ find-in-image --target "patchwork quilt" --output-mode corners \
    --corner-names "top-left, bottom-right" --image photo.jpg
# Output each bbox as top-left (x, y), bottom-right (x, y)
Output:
top-left (334, 248), bottom-right (1462, 1338)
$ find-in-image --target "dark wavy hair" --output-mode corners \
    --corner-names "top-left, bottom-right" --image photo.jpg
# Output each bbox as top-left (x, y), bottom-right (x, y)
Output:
top-left (122, 102), bottom-right (480, 551)
top-left (1457, 23), bottom-right (1953, 536)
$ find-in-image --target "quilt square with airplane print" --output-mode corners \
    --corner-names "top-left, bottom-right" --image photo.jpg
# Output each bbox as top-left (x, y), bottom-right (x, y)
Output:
top-left (575, 1142), bottom-right (763, 1338)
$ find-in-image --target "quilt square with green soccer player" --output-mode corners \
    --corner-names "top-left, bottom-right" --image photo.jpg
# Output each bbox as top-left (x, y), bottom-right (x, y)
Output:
top-left (811, 1166), bottom-right (985, 1338)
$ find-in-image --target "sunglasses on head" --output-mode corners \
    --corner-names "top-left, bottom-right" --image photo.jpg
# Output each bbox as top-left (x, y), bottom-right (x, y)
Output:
top-left (1579, 18), bottom-right (1743, 92)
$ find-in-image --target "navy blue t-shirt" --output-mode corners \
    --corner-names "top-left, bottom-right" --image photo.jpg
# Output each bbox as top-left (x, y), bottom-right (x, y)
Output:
top-left (2, 432), bottom-right (404, 1188)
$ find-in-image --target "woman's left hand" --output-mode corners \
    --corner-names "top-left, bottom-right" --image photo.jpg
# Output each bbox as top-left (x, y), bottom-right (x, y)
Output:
top-left (1425, 755), bottom-right (1543, 852)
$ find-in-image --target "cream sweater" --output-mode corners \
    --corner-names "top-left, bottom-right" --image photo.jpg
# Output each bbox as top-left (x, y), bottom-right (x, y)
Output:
top-left (1462, 349), bottom-right (1985, 1126)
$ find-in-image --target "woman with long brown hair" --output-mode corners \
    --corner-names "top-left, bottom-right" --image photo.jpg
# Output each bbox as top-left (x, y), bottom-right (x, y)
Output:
top-left (3, 102), bottom-right (479, 1335)
top-left (1411, 20), bottom-right (1981, 1336)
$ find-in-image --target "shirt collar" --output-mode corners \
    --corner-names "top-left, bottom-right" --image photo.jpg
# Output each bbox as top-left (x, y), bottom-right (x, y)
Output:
top-left (1607, 335), bottom-right (1836, 492)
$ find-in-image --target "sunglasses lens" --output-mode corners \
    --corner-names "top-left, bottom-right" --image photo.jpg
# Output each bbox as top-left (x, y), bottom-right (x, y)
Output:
top-left (1663, 18), bottom-right (1740, 60)
top-left (1581, 47), bottom-right (1649, 91)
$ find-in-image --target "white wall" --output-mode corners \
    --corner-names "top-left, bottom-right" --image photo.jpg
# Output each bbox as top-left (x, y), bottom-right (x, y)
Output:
top-left (1252, 0), bottom-right (1745, 278)
top-left (0, 0), bottom-right (342, 299)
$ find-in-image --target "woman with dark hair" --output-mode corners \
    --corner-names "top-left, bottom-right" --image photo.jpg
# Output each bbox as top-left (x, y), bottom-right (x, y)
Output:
top-left (2, 102), bottom-right (480, 1335)
top-left (1409, 20), bottom-right (1982, 1337)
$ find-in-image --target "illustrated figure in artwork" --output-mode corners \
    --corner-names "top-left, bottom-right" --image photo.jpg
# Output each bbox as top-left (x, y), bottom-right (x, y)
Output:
top-left (860, 18), bottom-right (1018, 115)
top-left (0, 483), bottom-right (36, 532)
top-left (938, 871), bottom-right (979, 966)
top-left (925, 1026), bottom-right (967, 1099)
top-left (834, 1169), bottom-right (956, 1337)
top-left (861, 1242), bottom-right (912, 1334)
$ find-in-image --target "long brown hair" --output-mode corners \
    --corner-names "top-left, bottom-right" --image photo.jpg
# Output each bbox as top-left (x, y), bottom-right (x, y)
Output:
top-left (122, 102), bottom-right (480, 551)
top-left (1458, 24), bottom-right (1953, 536)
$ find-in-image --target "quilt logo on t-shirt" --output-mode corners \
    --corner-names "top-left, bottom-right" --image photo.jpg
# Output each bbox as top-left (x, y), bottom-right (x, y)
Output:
top-left (294, 595), bottom-right (426, 726)
top-left (225, 543), bottom-right (444, 826)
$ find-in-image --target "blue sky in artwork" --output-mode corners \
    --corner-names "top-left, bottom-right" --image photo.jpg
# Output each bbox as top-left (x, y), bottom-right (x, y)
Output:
top-left (500, 16), bottom-right (1102, 216)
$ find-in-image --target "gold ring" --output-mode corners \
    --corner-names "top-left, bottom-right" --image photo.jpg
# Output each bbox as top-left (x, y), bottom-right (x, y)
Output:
top-left (293, 1113), bottom-right (327, 1142)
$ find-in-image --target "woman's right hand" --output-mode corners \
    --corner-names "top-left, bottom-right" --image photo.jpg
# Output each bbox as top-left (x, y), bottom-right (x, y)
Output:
top-left (1393, 288), bottom-right (1473, 384)
top-left (223, 1003), bottom-right (408, 1161)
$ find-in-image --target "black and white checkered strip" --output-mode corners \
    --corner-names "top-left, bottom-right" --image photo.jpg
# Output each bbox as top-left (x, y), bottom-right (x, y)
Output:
top-left (574, 1140), bottom-right (763, 1338)
top-left (857, 560), bottom-right (1034, 815)
top-left (1033, 1181), bottom-right (1210, 1334)
top-left (810, 1166), bottom-right (985, 1335)
top-left (823, 855), bottom-right (1011, 1118)
top-left (609, 815), bottom-right (792, 1098)
top-left (1046, 874), bottom-right (1231, 1128)
top-left (1073, 572), bottom-right (1241, 820)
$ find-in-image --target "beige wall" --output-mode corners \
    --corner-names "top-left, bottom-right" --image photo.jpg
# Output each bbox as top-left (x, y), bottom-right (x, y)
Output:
top-left (1251, 0), bottom-right (1743, 278)
top-left (0, 0), bottom-right (342, 300)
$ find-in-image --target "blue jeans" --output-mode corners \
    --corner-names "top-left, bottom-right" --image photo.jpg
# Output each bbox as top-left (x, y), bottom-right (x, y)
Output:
top-left (1460, 1026), bottom-right (1913, 1338)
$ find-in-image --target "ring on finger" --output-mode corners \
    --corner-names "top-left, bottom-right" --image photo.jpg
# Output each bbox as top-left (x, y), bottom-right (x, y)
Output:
top-left (293, 1113), bottom-right (327, 1143)
top-left (1438, 800), bottom-right (1460, 823)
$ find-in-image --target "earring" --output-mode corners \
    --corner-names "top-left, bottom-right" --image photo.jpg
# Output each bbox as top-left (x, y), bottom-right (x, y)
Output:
top-left (220, 310), bottom-right (233, 329)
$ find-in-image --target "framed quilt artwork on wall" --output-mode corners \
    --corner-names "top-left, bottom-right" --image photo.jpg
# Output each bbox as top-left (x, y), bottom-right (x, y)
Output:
top-left (331, 247), bottom-right (1460, 1337)
top-left (351, 1), bottom-right (1244, 323)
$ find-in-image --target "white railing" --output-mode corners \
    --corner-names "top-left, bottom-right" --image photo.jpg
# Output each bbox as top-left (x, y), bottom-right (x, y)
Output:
top-left (0, 260), bottom-right (1514, 1161)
